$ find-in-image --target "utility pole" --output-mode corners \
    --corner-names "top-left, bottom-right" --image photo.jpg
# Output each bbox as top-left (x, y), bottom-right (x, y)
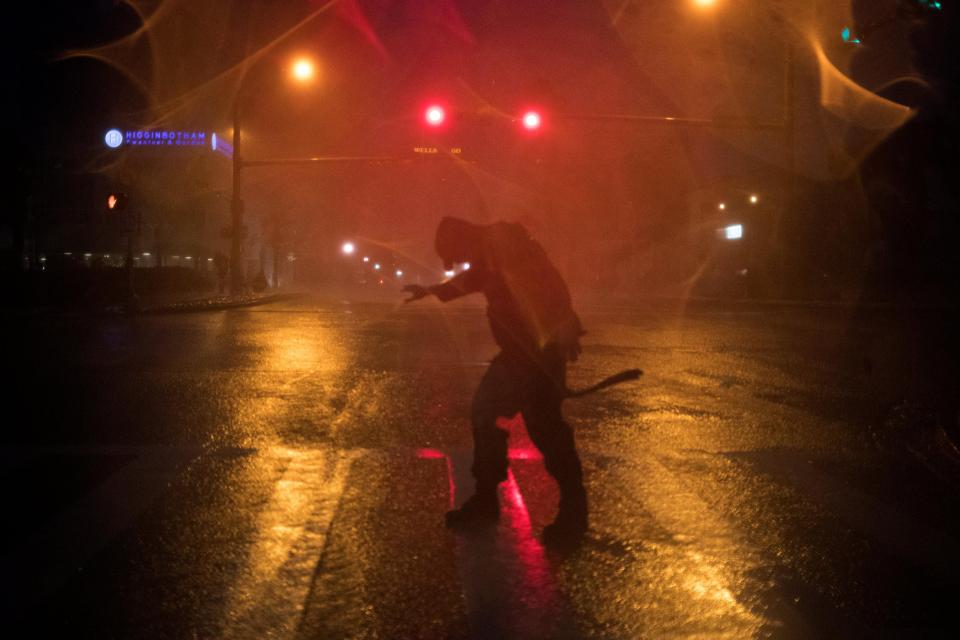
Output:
top-left (228, 3), bottom-right (251, 298)
top-left (780, 40), bottom-right (797, 298)
top-left (229, 97), bottom-right (245, 296)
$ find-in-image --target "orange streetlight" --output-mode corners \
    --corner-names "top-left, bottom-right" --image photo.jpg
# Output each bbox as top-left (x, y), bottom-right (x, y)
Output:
top-left (291, 57), bottom-right (316, 83)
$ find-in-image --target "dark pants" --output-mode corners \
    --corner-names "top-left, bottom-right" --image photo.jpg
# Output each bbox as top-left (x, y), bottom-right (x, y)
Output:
top-left (470, 349), bottom-right (586, 512)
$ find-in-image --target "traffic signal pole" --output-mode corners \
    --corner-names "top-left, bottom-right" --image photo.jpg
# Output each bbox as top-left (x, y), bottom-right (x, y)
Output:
top-left (567, 34), bottom-right (797, 296)
top-left (229, 98), bottom-right (245, 296)
top-left (226, 86), bottom-right (397, 297)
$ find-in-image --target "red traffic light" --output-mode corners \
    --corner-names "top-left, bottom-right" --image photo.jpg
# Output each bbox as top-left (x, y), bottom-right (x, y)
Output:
top-left (424, 104), bottom-right (446, 127)
top-left (520, 110), bottom-right (543, 131)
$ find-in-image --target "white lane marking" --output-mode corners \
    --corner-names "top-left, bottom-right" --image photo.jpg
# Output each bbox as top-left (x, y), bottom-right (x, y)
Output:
top-left (627, 453), bottom-right (767, 637)
top-left (447, 448), bottom-right (574, 639)
top-left (220, 448), bottom-right (358, 639)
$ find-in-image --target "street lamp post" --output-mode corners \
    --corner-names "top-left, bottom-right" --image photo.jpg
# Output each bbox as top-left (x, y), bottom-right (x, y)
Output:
top-left (229, 95), bottom-right (246, 296)
top-left (228, 56), bottom-right (316, 297)
top-left (688, 0), bottom-right (797, 296)
top-left (779, 38), bottom-right (797, 297)
top-left (223, 57), bottom-right (439, 295)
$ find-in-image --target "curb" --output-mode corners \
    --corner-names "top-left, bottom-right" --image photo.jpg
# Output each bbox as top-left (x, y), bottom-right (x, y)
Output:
top-left (137, 292), bottom-right (303, 314)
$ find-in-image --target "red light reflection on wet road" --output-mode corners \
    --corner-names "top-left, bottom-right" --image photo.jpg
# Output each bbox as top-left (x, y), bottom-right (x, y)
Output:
top-left (418, 431), bottom-right (567, 635)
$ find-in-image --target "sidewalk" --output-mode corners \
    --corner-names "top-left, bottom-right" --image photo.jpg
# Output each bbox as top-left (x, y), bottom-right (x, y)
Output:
top-left (106, 290), bottom-right (305, 314)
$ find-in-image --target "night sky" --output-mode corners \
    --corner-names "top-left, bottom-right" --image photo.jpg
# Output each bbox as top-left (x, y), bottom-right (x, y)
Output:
top-left (7, 0), bottom-right (958, 295)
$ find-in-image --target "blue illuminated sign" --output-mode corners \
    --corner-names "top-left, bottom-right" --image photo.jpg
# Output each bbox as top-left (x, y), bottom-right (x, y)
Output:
top-left (125, 130), bottom-right (207, 146)
top-left (105, 129), bottom-right (209, 148)
top-left (104, 129), bottom-right (124, 148)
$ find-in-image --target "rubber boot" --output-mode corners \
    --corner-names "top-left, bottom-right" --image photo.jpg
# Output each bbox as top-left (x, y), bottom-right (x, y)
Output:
top-left (543, 489), bottom-right (587, 548)
top-left (445, 487), bottom-right (499, 529)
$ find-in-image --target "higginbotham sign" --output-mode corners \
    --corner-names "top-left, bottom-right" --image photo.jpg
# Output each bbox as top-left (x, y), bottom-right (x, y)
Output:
top-left (104, 128), bottom-right (210, 148)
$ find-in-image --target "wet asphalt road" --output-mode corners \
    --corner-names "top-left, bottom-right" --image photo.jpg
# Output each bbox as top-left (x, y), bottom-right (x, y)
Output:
top-left (2, 296), bottom-right (959, 638)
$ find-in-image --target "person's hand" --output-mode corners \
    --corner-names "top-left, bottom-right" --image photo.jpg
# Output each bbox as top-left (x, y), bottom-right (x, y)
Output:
top-left (402, 284), bottom-right (430, 303)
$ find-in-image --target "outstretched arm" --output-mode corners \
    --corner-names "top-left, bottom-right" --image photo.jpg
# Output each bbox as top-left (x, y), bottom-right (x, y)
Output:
top-left (401, 284), bottom-right (432, 303)
top-left (402, 269), bottom-right (484, 304)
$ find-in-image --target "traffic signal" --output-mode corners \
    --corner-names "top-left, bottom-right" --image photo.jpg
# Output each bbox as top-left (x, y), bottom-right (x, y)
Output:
top-left (107, 192), bottom-right (129, 211)
top-left (418, 100), bottom-right (549, 136)
top-left (911, 0), bottom-right (942, 12)
top-left (423, 104), bottom-right (447, 128)
top-left (841, 27), bottom-right (861, 45)
top-left (519, 109), bottom-right (544, 132)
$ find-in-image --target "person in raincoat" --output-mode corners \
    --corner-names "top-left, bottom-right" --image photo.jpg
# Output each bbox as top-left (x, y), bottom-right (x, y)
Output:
top-left (404, 216), bottom-right (589, 543)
